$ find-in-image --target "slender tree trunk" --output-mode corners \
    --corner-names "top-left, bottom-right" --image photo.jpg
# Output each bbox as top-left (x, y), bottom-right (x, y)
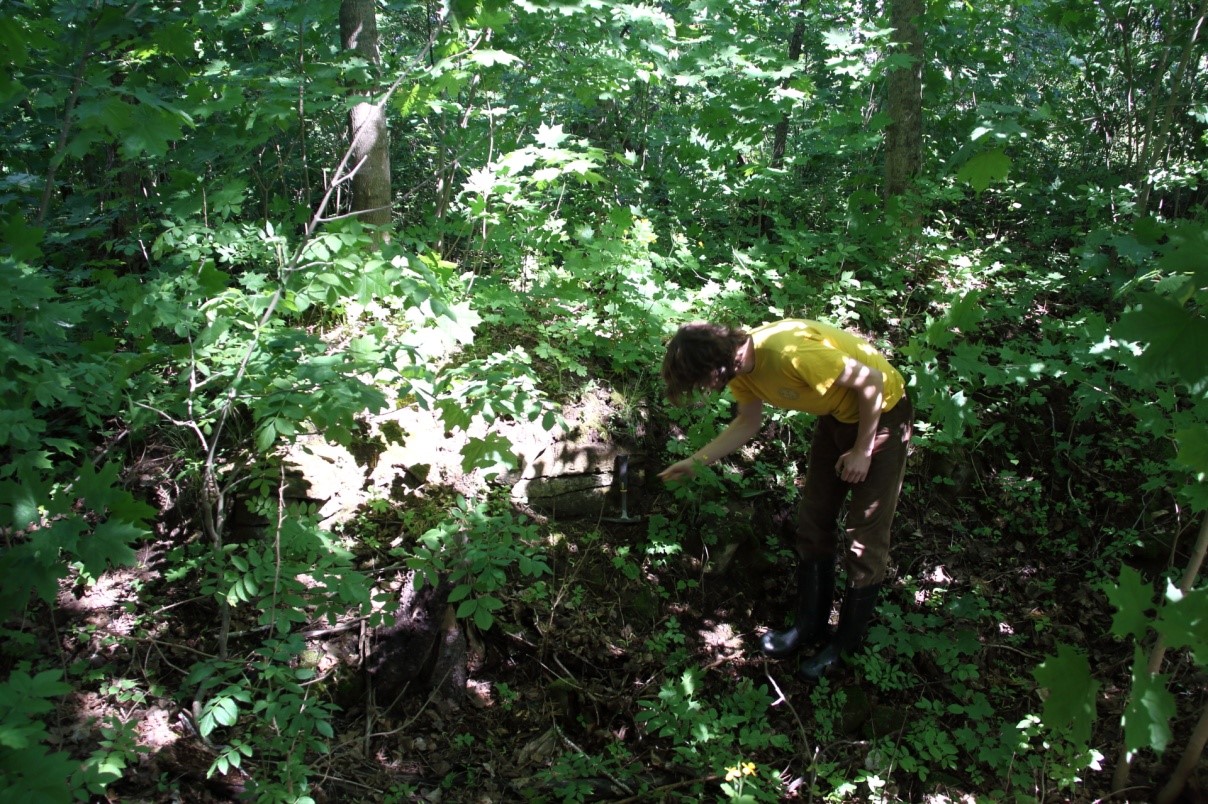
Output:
top-left (770, 1), bottom-right (808, 171)
top-left (1136, 0), bottom-right (1207, 214)
top-left (1112, 511), bottom-right (1208, 794)
top-left (340, 0), bottom-right (392, 230)
top-left (762, 0), bottom-right (809, 238)
top-left (884, 0), bottom-right (924, 201)
top-left (1099, 2), bottom-right (1139, 172)
top-left (1158, 699), bottom-right (1208, 804)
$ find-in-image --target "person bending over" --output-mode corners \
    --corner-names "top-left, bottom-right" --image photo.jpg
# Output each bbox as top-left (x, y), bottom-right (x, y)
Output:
top-left (659, 319), bottom-right (913, 681)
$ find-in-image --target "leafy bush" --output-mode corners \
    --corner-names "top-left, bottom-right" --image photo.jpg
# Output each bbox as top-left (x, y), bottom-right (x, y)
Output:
top-left (0, 667), bottom-right (77, 804)
top-left (186, 632), bottom-right (335, 802)
top-left (636, 665), bottom-right (791, 801)
top-left (0, 250), bottom-right (157, 617)
top-left (406, 495), bottom-right (552, 631)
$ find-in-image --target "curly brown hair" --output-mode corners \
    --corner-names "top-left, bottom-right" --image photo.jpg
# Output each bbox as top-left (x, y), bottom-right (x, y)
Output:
top-left (661, 322), bottom-right (749, 404)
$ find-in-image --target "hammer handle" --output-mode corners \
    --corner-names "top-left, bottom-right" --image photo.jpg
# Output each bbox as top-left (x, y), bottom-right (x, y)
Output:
top-left (615, 454), bottom-right (629, 517)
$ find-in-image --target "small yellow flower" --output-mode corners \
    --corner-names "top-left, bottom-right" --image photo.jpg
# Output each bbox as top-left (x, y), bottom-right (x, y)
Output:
top-left (725, 766), bottom-right (741, 782)
top-left (742, 762), bottom-right (757, 777)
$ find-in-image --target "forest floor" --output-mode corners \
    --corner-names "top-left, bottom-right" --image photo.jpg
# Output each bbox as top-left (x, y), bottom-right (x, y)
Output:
top-left (38, 417), bottom-right (1206, 803)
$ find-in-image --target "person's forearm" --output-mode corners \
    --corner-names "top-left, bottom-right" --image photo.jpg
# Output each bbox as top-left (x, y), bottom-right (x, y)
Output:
top-left (693, 415), bottom-right (761, 465)
top-left (852, 377), bottom-right (884, 456)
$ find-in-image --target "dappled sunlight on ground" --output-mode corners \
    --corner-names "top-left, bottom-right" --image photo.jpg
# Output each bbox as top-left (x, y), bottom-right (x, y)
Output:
top-left (913, 563), bottom-right (954, 606)
top-left (696, 619), bottom-right (744, 657)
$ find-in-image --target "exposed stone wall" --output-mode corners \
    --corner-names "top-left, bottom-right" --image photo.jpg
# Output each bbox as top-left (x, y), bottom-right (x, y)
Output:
top-left (282, 386), bottom-right (648, 527)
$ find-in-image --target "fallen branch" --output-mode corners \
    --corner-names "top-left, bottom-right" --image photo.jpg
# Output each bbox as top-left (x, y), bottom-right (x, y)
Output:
top-left (609, 772), bottom-right (721, 803)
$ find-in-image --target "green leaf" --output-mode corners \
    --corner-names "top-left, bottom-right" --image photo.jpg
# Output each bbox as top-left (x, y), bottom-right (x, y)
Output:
top-left (450, 0), bottom-right (480, 23)
top-left (1122, 645), bottom-right (1175, 757)
top-left (925, 290), bottom-right (985, 348)
top-left (1102, 565), bottom-right (1154, 640)
top-left (75, 519), bottom-right (142, 577)
top-left (534, 123), bottom-right (569, 149)
top-left (1133, 216), bottom-right (1167, 245)
top-left (212, 696), bottom-right (239, 728)
top-left (198, 262), bottom-right (231, 294)
top-left (0, 721), bottom-right (41, 750)
top-left (1159, 222), bottom-right (1208, 279)
top-left (27, 669), bottom-right (73, 699)
top-left (256, 420), bottom-right (278, 453)
top-left (468, 49), bottom-right (521, 67)
top-left (73, 461), bottom-right (122, 511)
top-left (44, 514), bottom-right (86, 563)
top-left (0, 542), bottom-right (70, 616)
top-left (1180, 483), bottom-right (1208, 512)
top-left (1175, 427), bottom-right (1208, 476)
top-left (432, 301), bottom-right (481, 345)
top-left (927, 388), bottom-right (975, 443)
top-left (2, 215), bottom-right (45, 261)
top-left (459, 433), bottom-right (518, 477)
top-left (1114, 293), bottom-right (1208, 384)
top-left (3, 477), bottom-right (42, 530)
top-left (1157, 584), bottom-right (1208, 665)
top-left (0, 17), bottom-right (29, 67)
top-left (1109, 233), bottom-right (1158, 265)
top-left (1032, 644), bottom-right (1098, 746)
top-left (72, 94), bottom-right (188, 160)
top-left (956, 148), bottom-right (1011, 192)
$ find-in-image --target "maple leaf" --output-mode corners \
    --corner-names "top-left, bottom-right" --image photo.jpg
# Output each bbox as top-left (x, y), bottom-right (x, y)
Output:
top-left (957, 148), bottom-right (1011, 192)
top-left (534, 123), bottom-right (569, 149)
top-left (75, 519), bottom-right (142, 577)
top-left (1033, 644), bottom-right (1099, 746)
top-left (1121, 645), bottom-right (1175, 757)
top-left (1114, 293), bottom-right (1208, 384)
top-left (1102, 565), bottom-right (1155, 640)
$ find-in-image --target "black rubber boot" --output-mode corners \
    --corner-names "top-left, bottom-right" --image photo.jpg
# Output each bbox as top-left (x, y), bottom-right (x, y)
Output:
top-left (797, 583), bottom-right (881, 682)
top-left (759, 559), bottom-right (835, 658)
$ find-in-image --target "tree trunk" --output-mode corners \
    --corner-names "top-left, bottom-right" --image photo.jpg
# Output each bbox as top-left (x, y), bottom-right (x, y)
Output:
top-left (365, 572), bottom-right (465, 710)
top-left (340, 0), bottom-right (392, 230)
top-left (883, 0), bottom-right (924, 200)
top-left (1135, 0), bottom-right (1207, 214)
top-left (762, 0), bottom-right (809, 238)
top-left (770, 2), bottom-right (808, 171)
top-left (1113, 511), bottom-right (1208, 795)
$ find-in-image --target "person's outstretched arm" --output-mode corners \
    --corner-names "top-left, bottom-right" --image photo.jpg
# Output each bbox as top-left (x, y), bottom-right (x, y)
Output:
top-left (659, 399), bottom-right (764, 482)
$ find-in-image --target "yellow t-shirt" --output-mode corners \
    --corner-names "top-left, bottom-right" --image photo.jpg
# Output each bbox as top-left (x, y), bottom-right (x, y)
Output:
top-left (728, 319), bottom-right (905, 423)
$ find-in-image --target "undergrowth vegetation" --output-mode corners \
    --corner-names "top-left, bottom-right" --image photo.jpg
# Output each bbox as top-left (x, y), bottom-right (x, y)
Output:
top-left (2, 0), bottom-right (1207, 801)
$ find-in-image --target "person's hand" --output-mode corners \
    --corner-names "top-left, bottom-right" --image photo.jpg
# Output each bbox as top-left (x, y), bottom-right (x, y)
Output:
top-left (835, 451), bottom-right (871, 484)
top-left (658, 458), bottom-right (698, 483)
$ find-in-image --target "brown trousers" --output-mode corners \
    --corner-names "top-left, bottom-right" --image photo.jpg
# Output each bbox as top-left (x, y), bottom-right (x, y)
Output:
top-left (795, 395), bottom-right (913, 588)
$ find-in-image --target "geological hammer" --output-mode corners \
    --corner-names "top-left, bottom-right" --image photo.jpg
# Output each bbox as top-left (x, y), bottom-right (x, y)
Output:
top-left (603, 454), bottom-right (643, 525)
